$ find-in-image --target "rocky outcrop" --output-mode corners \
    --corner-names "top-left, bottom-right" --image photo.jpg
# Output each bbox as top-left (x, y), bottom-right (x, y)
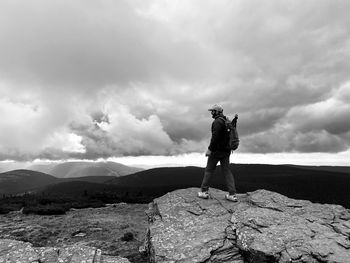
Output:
top-left (0, 239), bottom-right (130, 263)
top-left (143, 188), bottom-right (350, 263)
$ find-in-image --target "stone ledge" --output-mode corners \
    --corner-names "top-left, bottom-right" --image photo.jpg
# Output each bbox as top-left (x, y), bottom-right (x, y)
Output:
top-left (144, 188), bottom-right (350, 263)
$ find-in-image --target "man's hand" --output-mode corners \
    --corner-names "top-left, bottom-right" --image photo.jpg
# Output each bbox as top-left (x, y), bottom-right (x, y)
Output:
top-left (205, 149), bottom-right (212, 156)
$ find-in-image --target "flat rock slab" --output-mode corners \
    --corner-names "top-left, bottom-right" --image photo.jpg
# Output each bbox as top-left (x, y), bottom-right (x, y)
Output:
top-left (145, 188), bottom-right (350, 263)
top-left (145, 188), bottom-right (245, 262)
top-left (0, 239), bottom-right (130, 263)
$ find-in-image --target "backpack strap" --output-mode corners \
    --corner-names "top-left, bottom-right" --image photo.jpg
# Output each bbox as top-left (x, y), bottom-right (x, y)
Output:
top-left (218, 117), bottom-right (227, 126)
top-left (218, 116), bottom-right (230, 132)
top-left (218, 116), bottom-right (227, 123)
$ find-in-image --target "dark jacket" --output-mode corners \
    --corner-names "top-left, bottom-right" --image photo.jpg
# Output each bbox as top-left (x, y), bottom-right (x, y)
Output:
top-left (208, 114), bottom-right (230, 153)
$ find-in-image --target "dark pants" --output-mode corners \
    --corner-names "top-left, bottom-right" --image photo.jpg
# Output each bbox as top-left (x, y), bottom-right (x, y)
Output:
top-left (201, 152), bottom-right (236, 195)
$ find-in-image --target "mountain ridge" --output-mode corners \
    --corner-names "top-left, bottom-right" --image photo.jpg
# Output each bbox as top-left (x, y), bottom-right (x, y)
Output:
top-left (0, 169), bottom-right (58, 195)
top-left (1, 164), bottom-right (349, 208)
top-left (0, 169), bottom-right (116, 195)
top-left (107, 163), bottom-right (350, 208)
top-left (28, 161), bottom-right (143, 178)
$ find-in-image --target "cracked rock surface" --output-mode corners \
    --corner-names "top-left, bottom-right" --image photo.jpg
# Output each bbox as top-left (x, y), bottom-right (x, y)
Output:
top-left (144, 188), bottom-right (350, 263)
top-left (0, 238), bottom-right (130, 263)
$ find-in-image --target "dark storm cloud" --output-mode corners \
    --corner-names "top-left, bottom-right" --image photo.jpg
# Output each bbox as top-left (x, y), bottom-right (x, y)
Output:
top-left (0, 0), bottom-right (150, 86)
top-left (0, 0), bottom-right (213, 88)
top-left (1, 0), bottom-right (350, 161)
top-left (238, 108), bottom-right (288, 135)
top-left (292, 131), bottom-right (347, 153)
top-left (240, 84), bottom-right (350, 153)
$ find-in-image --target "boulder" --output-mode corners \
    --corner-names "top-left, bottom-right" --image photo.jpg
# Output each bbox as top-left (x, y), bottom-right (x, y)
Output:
top-left (0, 239), bottom-right (130, 263)
top-left (144, 188), bottom-right (350, 263)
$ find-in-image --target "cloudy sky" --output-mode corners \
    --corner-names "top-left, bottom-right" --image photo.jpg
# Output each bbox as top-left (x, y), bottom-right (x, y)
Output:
top-left (1, 0), bottom-right (350, 168)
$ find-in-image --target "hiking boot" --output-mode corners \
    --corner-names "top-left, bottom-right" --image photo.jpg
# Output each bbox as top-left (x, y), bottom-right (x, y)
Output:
top-left (198, 191), bottom-right (209, 199)
top-left (225, 194), bottom-right (238, 202)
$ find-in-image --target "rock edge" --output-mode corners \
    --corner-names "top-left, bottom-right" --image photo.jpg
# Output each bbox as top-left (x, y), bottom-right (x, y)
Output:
top-left (143, 188), bottom-right (350, 263)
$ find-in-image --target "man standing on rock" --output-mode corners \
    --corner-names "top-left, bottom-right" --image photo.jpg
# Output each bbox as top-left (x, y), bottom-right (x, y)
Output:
top-left (198, 104), bottom-right (238, 202)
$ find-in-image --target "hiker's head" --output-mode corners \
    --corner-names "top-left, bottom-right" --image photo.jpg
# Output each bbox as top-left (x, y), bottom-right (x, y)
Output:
top-left (208, 104), bottom-right (223, 118)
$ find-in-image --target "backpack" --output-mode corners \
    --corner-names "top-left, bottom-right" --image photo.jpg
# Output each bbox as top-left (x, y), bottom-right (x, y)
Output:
top-left (219, 114), bottom-right (239, 151)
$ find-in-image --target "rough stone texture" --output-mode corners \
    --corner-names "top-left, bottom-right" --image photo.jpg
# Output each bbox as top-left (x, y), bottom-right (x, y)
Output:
top-left (0, 239), bottom-right (130, 263)
top-left (144, 188), bottom-right (350, 263)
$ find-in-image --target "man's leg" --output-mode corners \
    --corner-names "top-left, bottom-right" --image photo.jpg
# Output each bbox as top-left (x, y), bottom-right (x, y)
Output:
top-left (200, 154), bottom-right (219, 193)
top-left (220, 154), bottom-right (236, 195)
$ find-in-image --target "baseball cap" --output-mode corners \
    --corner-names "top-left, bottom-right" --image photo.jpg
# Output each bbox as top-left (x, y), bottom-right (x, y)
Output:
top-left (208, 104), bottom-right (223, 112)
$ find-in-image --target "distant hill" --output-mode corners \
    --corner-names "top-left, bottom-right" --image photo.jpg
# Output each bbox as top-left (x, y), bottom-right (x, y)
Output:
top-left (2, 164), bottom-right (349, 208)
top-left (107, 166), bottom-right (202, 188)
top-left (29, 161), bottom-right (143, 178)
top-left (37, 180), bottom-right (147, 203)
top-left (39, 181), bottom-right (121, 196)
top-left (62, 175), bottom-right (117, 184)
top-left (106, 164), bottom-right (350, 208)
top-left (0, 169), bottom-right (59, 194)
top-left (0, 169), bottom-right (116, 195)
top-left (285, 164), bottom-right (350, 174)
top-left (28, 163), bottom-right (57, 174)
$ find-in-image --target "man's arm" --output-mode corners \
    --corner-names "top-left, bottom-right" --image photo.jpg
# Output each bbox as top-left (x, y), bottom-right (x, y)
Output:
top-left (208, 118), bottom-right (223, 152)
